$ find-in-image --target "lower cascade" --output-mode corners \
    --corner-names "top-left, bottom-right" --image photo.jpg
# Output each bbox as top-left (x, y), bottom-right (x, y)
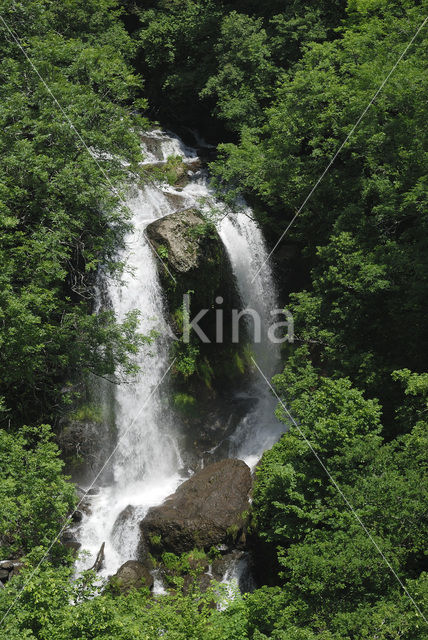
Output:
top-left (74, 130), bottom-right (284, 583)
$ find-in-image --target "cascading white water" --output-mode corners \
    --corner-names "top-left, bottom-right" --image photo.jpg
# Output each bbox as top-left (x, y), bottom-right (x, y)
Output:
top-left (75, 130), bottom-right (284, 579)
top-left (180, 180), bottom-right (284, 469)
top-left (216, 211), bottom-right (285, 468)
top-left (75, 138), bottom-right (196, 577)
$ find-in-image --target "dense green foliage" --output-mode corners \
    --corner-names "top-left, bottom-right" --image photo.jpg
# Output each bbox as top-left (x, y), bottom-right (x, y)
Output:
top-left (134, 0), bottom-right (345, 133)
top-left (0, 0), bottom-right (427, 638)
top-left (0, 424), bottom-right (75, 561)
top-left (0, 0), bottom-right (147, 426)
top-left (210, 0), bottom-right (428, 414)
top-left (250, 355), bottom-right (427, 637)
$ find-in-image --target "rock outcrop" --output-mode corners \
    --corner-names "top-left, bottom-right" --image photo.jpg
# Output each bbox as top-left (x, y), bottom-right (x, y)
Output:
top-left (146, 209), bottom-right (251, 466)
top-left (57, 414), bottom-right (114, 484)
top-left (0, 560), bottom-right (24, 586)
top-left (146, 207), bottom-right (239, 322)
top-left (112, 560), bottom-right (154, 593)
top-left (140, 459), bottom-right (251, 555)
top-left (89, 542), bottom-right (105, 573)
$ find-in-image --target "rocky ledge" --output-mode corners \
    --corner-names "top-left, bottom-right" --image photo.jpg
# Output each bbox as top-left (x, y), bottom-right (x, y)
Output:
top-left (0, 560), bottom-right (24, 587)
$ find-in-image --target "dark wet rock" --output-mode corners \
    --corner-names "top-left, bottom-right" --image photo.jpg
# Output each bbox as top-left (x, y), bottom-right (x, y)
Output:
top-left (72, 510), bottom-right (83, 523)
top-left (113, 505), bottom-right (136, 531)
top-left (61, 532), bottom-right (82, 553)
top-left (90, 542), bottom-right (105, 573)
top-left (57, 415), bottom-right (105, 481)
top-left (163, 190), bottom-right (189, 211)
top-left (140, 459), bottom-right (251, 555)
top-left (182, 391), bottom-right (259, 469)
top-left (0, 560), bottom-right (25, 583)
top-left (61, 530), bottom-right (81, 553)
top-left (182, 571), bottom-right (213, 595)
top-left (112, 505), bottom-right (142, 558)
top-left (112, 560), bottom-right (154, 593)
top-left (76, 491), bottom-right (93, 516)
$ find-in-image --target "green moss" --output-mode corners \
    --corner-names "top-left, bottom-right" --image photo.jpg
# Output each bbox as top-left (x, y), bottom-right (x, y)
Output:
top-left (185, 220), bottom-right (217, 240)
top-left (69, 404), bottom-right (103, 423)
top-left (197, 357), bottom-right (214, 389)
top-left (234, 352), bottom-right (245, 375)
top-left (157, 244), bottom-right (169, 260)
top-left (149, 534), bottom-right (162, 549)
top-left (140, 154), bottom-right (187, 186)
top-left (226, 524), bottom-right (240, 541)
top-left (173, 393), bottom-right (198, 417)
top-left (148, 553), bottom-right (158, 568)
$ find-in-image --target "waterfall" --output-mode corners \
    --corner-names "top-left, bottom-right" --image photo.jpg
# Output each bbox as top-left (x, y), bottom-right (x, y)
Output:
top-left (216, 210), bottom-right (284, 467)
top-left (180, 178), bottom-right (284, 469)
top-left (75, 137), bottom-right (194, 577)
top-left (75, 130), bottom-right (284, 578)
top-left (219, 553), bottom-right (256, 607)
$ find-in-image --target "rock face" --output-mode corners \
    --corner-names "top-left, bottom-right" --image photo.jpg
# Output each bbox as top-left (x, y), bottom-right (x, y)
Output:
top-left (113, 560), bottom-right (154, 593)
top-left (146, 208), bottom-right (251, 467)
top-left (57, 417), bottom-right (113, 484)
top-left (140, 459), bottom-right (251, 555)
top-left (0, 560), bottom-right (24, 586)
top-left (146, 207), bottom-right (239, 321)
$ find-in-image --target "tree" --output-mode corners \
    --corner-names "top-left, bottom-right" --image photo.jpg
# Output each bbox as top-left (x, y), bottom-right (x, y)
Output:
top-left (0, 0), bottom-right (149, 425)
top-left (250, 357), bottom-right (427, 637)
top-left (201, 12), bottom-right (276, 131)
top-left (0, 424), bottom-right (75, 559)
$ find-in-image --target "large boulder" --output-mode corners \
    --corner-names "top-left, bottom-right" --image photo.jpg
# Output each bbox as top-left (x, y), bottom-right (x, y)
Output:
top-left (140, 459), bottom-right (251, 555)
top-left (146, 207), bottom-right (239, 321)
top-left (112, 560), bottom-right (154, 593)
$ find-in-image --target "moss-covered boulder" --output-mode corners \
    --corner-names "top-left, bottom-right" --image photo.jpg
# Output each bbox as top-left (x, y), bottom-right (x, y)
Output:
top-left (147, 208), bottom-right (252, 462)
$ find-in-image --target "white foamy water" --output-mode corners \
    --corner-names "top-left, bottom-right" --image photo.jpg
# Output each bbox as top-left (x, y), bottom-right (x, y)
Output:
top-left (75, 131), bottom-right (284, 578)
top-left (140, 129), bottom-right (198, 165)
top-left (217, 210), bottom-right (285, 468)
top-left (75, 163), bottom-right (186, 578)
